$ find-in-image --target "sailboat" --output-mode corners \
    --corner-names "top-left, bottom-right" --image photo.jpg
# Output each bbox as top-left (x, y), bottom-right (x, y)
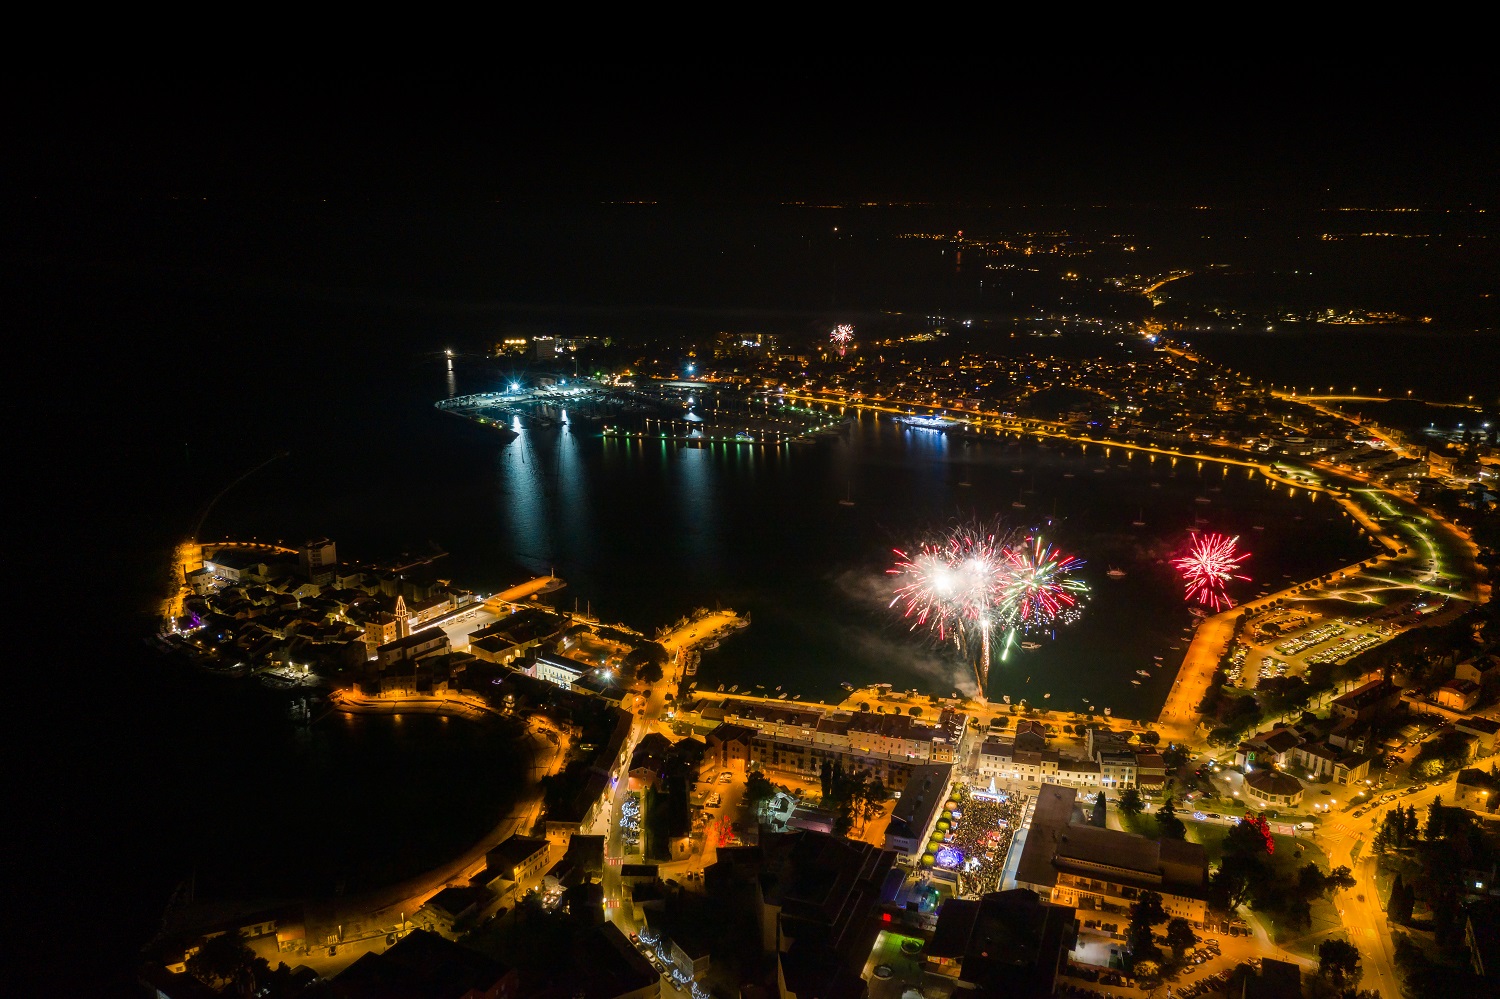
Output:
top-left (1132, 508), bottom-right (1146, 527)
top-left (1012, 488), bottom-right (1026, 509)
top-left (839, 482), bottom-right (855, 507)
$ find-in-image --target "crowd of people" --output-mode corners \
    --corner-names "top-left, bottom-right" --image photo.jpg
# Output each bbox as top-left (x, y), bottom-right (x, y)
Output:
top-left (944, 783), bottom-right (1028, 897)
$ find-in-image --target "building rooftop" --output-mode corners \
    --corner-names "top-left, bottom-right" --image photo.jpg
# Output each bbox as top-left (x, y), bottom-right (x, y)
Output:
top-left (1244, 769), bottom-right (1305, 798)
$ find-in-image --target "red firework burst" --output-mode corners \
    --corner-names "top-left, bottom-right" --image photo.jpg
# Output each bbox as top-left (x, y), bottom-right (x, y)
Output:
top-left (1172, 533), bottom-right (1250, 611)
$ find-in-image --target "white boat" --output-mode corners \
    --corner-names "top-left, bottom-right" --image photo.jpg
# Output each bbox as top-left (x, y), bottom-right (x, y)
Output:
top-left (1107, 567), bottom-right (1126, 579)
top-left (1043, 692), bottom-right (1051, 699)
top-left (1131, 679), bottom-right (1142, 685)
top-left (1020, 641), bottom-right (1042, 651)
top-left (729, 685), bottom-right (739, 692)
top-left (689, 682), bottom-right (698, 689)
top-left (777, 693), bottom-right (788, 700)
top-left (717, 684), bottom-right (725, 692)
top-left (1136, 670), bottom-right (1151, 677)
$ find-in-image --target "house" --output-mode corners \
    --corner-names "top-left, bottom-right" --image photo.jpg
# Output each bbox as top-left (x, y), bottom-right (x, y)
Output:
top-left (1235, 728), bottom-right (1302, 770)
top-left (1455, 769), bottom-right (1500, 812)
top-left (1467, 899), bottom-right (1500, 978)
top-left (1331, 679), bottom-right (1400, 723)
top-left (375, 628), bottom-right (450, 670)
top-left (331, 927), bottom-right (518, 999)
top-left (414, 886), bottom-right (491, 940)
top-left (1097, 751), bottom-right (1138, 790)
top-left (1242, 770), bottom-right (1305, 810)
top-left (1436, 679), bottom-right (1481, 712)
top-left (1457, 656), bottom-right (1500, 687)
top-left (705, 830), bottom-right (894, 999)
top-left (485, 835), bottom-right (550, 887)
top-left (1012, 784), bottom-right (1209, 948)
top-left (883, 763), bottom-right (952, 858)
top-left (1289, 742), bottom-right (1374, 785)
top-left (703, 723), bottom-right (755, 774)
top-left (925, 889), bottom-right (1078, 994)
top-left (1458, 718), bottom-right (1500, 755)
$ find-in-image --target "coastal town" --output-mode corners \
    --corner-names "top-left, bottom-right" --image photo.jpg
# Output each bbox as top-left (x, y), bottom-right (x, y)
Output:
top-left (141, 325), bottom-right (1498, 999)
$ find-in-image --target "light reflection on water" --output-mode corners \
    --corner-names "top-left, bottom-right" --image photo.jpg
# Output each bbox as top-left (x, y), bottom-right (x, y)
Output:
top-left (482, 405), bottom-right (1373, 716)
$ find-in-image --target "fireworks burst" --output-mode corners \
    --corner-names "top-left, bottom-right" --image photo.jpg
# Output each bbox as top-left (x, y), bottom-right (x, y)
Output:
top-left (1172, 533), bottom-right (1250, 611)
top-left (889, 523), bottom-right (1087, 695)
top-left (830, 324), bottom-right (855, 345)
top-left (996, 535), bottom-right (1090, 651)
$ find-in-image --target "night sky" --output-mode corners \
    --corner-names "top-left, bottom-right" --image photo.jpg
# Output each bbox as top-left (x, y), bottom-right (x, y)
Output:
top-left (6, 76), bottom-right (1495, 205)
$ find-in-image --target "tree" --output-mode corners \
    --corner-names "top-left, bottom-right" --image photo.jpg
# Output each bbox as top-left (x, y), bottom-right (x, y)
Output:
top-left (1388, 874), bottom-right (1415, 924)
top-left (638, 658), bottom-right (664, 685)
top-left (1156, 796), bottom-right (1187, 840)
top-left (907, 706), bottom-right (922, 717)
top-left (1127, 891), bottom-right (1168, 969)
top-left (1317, 938), bottom-right (1362, 990)
top-left (1120, 787), bottom-right (1144, 817)
top-left (1425, 795), bottom-right (1444, 840)
top-left (1324, 865), bottom-right (1356, 895)
top-left (1140, 729), bottom-right (1161, 745)
top-left (1164, 917), bottom-right (1197, 959)
top-left (745, 768), bottom-right (776, 814)
top-left (187, 930), bottom-right (254, 990)
top-left (818, 760), bottom-right (833, 800)
top-left (1091, 791), bottom-right (1107, 828)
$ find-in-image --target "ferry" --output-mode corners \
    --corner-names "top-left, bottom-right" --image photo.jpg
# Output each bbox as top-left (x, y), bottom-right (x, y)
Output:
top-left (1107, 567), bottom-right (1127, 579)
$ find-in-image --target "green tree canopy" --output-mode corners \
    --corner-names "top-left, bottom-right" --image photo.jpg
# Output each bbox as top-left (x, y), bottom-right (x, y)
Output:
top-left (187, 930), bottom-right (253, 990)
top-left (1164, 917), bottom-right (1197, 958)
top-left (1317, 938), bottom-right (1362, 990)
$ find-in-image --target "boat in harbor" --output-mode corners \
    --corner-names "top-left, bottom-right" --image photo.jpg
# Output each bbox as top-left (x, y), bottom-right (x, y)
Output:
top-left (1107, 567), bottom-right (1126, 579)
top-left (704, 640), bottom-right (719, 649)
top-left (1136, 670), bottom-right (1151, 677)
top-left (1020, 641), bottom-right (1042, 651)
top-left (717, 684), bottom-right (725, 692)
top-left (729, 684), bottom-right (739, 692)
top-left (689, 681), bottom-right (698, 689)
top-left (841, 682), bottom-right (854, 690)
top-left (1131, 679), bottom-right (1142, 685)
top-left (777, 692), bottom-right (788, 699)
top-left (1132, 508), bottom-right (1146, 527)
